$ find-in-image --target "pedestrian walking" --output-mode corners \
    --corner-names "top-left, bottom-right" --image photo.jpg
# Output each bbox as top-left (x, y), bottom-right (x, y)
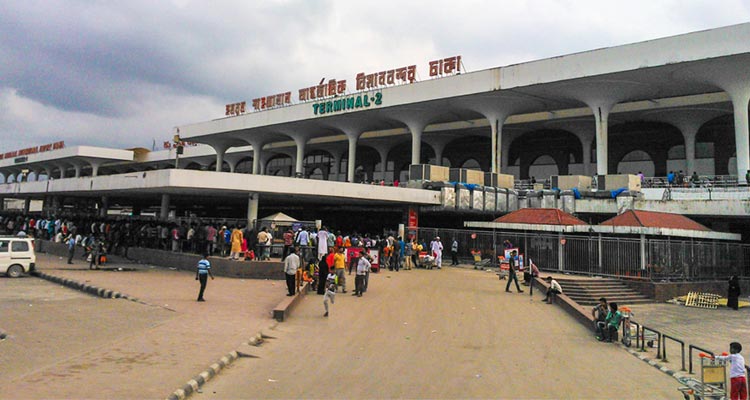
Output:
top-left (354, 253), bottom-right (371, 297)
top-left (504, 250), bottom-right (523, 293)
top-left (195, 253), bottom-right (214, 302)
top-left (66, 234), bottom-right (76, 264)
top-left (450, 238), bottom-right (459, 266)
top-left (430, 236), bottom-right (443, 269)
top-left (323, 271), bottom-right (337, 317)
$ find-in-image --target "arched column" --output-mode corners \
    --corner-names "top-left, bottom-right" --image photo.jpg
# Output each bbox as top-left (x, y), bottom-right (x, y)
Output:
top-left (588, 102), bottom-right (615, 176)
top-left (211, 143), bottom-right (228, 172)
top-left (248, 140), bottom-right (267, 175)
top-left (547, 120), bottom-right (595, 177)
top-left (406, 121), bottom-right (426, 165)
top-left (389, 112), bottom-right (436, 166)
top-left (89, 160), bottom-right (102, 177)
top-left (673, 60), bottom-right (750, 181)
top-left (729, 91), bottom-right (750, 181)
top-left (643, 108), bottom-right (728, 176)
top-left (57, 163), bottom-right (68, 179)
top-left (294, 136), bottom-right (307, 177)
top-left (346, 134), bottom-right (359, 182)
top-left (425, 134), bottom-right (459, 167)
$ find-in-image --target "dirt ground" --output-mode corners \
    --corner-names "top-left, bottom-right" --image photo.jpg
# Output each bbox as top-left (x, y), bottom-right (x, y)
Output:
top-left (201, 268), bottom-right (679, 399)
top-left (0, 254), bottom-right (285, 399)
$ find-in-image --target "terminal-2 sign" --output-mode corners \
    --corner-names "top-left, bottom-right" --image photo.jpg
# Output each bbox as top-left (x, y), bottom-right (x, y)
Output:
top-left (312, 92), bottom-right (383, 116)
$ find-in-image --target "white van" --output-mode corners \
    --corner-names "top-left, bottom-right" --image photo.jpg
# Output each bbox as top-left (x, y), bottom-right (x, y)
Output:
top-left (0, 237), bottom-right (36, 277)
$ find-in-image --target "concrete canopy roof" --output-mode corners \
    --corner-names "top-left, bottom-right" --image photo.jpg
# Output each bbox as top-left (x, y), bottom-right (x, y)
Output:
top-left (178, 23), bottom-right (750, 148)
top-left (0, 146), bottom-right (134, 174)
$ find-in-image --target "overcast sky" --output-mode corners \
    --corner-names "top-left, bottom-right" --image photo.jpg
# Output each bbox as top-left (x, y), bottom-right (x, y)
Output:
top-left (1, 0), bottom-right (748, 152)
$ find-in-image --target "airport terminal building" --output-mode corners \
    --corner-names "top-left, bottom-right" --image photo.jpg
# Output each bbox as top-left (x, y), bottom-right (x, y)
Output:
top-left (1, 23), bottom-right (750, 235)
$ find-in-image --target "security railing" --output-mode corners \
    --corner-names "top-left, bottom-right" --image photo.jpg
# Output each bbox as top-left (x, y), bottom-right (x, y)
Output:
top-left (414, 227), bottom-right (750, 280)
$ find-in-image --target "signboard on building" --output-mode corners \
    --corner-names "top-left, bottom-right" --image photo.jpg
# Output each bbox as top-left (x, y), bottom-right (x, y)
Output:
top-left (0, 141), bottom-right (65, 161)
top-left (222, 55), bottom-right (462, 117)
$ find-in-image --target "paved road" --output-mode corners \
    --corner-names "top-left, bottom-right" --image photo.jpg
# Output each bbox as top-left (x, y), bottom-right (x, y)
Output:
top-left (201, 268), bottom-right (678, 399)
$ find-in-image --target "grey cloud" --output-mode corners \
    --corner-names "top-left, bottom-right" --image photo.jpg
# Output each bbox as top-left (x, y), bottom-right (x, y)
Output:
top-left (1, 0), bottom-right (749, 151)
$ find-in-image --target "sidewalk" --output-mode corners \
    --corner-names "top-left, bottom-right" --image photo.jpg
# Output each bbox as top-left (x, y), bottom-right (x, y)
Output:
top-left (1, 252), bottom-right (287, 399)
top-left (537, 271), bottom-right (750, 377)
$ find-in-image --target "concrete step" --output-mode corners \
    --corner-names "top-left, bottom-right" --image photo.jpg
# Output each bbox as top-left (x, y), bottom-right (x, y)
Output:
top-left (555, 278), bottom-right (654, 307)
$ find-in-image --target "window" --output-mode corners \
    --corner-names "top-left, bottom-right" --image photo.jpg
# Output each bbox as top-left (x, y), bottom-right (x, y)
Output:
top-left (11, 241), bottom-right (29, 252)
top-left (0, 241), bottom-right (7, 253)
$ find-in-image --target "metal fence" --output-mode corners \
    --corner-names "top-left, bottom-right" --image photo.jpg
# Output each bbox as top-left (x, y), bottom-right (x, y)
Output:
top-left (414, 227), bottom-right (750, 281)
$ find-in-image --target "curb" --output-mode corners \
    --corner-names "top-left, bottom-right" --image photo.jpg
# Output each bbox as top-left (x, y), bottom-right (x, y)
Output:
top-left (624, 345), bottom-right (689, 382)
top-left (31, 271), bottom-right (137, 302)
top-left (166, 321), bottom-right (279, 400)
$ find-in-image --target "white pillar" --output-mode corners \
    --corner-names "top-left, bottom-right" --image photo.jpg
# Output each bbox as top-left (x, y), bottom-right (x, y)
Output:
top-left (490, 118), bottom-right (500, 173)
top-left (684, 131), bottom-right (697, 175)
top-left (294, 137), bottom-right (306, 177)
top-left (590, 104), bottom-right (613, 176)
top-left (730, 92), bottom-right (750, 182)
top-left (159, 194), bottom-right (170, 220)
top-left (58, 165), bottom-right (66, 179)
top-left (582, 138), bottom-right (592, 176)
top-left (252, 144), bottom-right (263, 175)
top-left (640, 234), bottom-right (647, 271)
top-left (74, 164), bottom-right (82, 178)
top-left (408, 123), bottom-right (424, 165)
top-left (247, 192), bottom-right (259, 228)
top-left (90, 161), bottom-right (101, 177)
top-left (347, 134), bottom-right (358, 182)
top-left (213, 144), bottom-right (228, 172)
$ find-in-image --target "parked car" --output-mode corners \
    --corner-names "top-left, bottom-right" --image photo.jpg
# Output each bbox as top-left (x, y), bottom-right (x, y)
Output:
top-left (0, 236), bottom-right (36, 277)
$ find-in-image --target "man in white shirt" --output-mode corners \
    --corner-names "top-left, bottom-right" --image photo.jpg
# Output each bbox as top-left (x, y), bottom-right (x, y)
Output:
top-left (430, 236), bottom-right (444, 269)
top-left (544, 276), bottom-right (563, 304)
top-left (283, 247), bottom-right (300, 296)
top-left (354, 254), bottom-right (371, 297)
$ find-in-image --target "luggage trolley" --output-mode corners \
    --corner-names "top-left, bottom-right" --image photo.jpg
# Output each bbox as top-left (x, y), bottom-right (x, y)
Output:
top-left (677, 355), bottom-right (727, 400)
